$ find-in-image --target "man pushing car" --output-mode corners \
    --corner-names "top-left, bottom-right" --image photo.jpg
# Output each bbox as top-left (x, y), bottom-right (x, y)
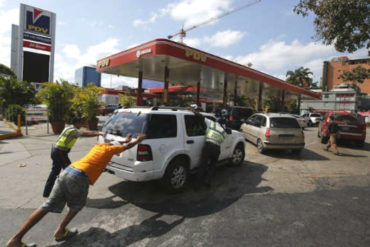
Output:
top-left (6, 134), bottom-right (146, 247)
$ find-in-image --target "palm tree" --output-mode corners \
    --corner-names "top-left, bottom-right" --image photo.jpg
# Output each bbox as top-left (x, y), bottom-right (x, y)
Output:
top-left (286, 67), bottom-right (313, 113)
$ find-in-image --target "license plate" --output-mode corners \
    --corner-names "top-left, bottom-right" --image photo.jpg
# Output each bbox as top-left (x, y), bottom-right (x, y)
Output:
top-left (342, 126), bottom-right (349, 131)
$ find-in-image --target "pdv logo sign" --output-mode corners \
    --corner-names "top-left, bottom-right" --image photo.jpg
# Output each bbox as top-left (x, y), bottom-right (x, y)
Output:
top-left (26, 8), bottom-right (50, 35)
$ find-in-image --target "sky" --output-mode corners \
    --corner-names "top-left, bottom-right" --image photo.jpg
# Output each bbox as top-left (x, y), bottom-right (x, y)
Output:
top-left (0, 0), bottom-right (368, 88)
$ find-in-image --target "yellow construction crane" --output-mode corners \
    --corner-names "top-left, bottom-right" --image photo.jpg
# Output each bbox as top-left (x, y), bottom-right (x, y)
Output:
top-left (168, 0), bottom-right (261, 43)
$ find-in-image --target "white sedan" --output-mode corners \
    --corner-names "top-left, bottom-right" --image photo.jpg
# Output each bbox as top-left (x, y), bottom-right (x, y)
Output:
top-left (291, 114), bottom-right (308, 128)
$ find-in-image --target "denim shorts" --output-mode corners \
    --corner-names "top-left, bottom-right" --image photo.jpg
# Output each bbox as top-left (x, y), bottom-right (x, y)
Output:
top-left (41, 169), bottom-right (89, 213)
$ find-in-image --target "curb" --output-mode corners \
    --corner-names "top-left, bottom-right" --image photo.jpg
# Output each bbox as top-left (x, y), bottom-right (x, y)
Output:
top-left (0, 120), bottom-right (22, 140)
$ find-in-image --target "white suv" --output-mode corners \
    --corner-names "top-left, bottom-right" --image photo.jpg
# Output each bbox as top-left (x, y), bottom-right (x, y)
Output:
top-left (301, 113), bottom-right (322, 126)
top-left (99, 107), bottom-right (246, 192)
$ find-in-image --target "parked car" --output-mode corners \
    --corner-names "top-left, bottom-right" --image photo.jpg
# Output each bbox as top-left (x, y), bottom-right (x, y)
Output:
top-left (241, 113), bottom-right (305, 154)
top-left (98, 106), bottom-right (107, 116)
top-left (291, 114), bottom-right (308, 129)
top-left (301, 113), bottom-right (322, 126)
top-left (105, 104), bottom-right (120, 114)
top-left (215, 106), bottom-right (254, 130)
top-left (318, 111), bottom-right (366, 147)
top-left (99, 107), bottom-right (245, 192)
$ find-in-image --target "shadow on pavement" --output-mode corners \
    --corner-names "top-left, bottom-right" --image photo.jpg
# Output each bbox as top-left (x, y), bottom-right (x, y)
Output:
top-left (48, 161), bottom-right (270, 246)
top-left (100, 161), bottom-right (271, 217)
top-left (336, 140), bottom-right (370, 151)
top-left (266, 148), bottom-right (330, 161)
top-left (48, 213), bottom-right (184, 247)
top-left (335, 152), bottom-right (367, 158)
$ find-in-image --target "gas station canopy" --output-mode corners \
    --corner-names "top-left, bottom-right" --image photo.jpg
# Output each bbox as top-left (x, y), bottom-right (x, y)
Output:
top-left (96, 39), bottom-right (320, 106)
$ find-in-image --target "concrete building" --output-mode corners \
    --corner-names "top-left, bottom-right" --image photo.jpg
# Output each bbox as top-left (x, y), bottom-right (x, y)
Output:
top-left (75, 66), bottom-right (101, 87)
top-left (322, 56), bottom-right (370, 94)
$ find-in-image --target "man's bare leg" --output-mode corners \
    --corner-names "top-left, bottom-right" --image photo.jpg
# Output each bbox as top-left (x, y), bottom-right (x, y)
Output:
top-left (54, 210), bottom-right (79, 238)
top-left (6, 208), bottom-right (48, 247)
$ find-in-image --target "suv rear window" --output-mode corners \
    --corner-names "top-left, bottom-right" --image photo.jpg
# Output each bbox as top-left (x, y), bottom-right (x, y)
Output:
top-left (185, 115), bottom-right (206, 136)
top-left (334, 114), bottom-right (360, 123)
top-left (146, 114), bottom-right (177, 139)
top-left (103, 112), bottom-right (147, 137)
top-left (270, 117), bottom-right (300, 128)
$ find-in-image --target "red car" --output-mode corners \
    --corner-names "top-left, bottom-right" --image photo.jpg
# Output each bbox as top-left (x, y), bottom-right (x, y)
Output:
top-left (98, 106), bottom-right (107, 116)
top-left (318, 111), bottom-right (366, 147)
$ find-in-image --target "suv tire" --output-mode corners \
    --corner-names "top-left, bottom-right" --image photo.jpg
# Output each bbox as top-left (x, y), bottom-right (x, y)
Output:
top-left (163, 157), bottom-right (188, 193)
top-left (257, 139), bottom-right (266, 154)
top-left (230, 143), bottom-right (245, 166)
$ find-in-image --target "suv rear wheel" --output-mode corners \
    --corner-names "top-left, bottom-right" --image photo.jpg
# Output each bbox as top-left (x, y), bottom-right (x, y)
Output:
top-left (230, 143), bottom-right (245, 165)
top-left (163, 157), bottom-right (189, 193)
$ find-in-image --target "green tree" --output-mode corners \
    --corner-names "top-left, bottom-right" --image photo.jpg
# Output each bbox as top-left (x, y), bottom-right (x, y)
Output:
top-left (0, 76), bottom-right (36, 108)
top-left (230, 95), bottom-right (256, 109)
top-left (286, 67), bottom-right (313, 113)
top-left (339, 65), bottom-right (370, 84)
top-left (294, 0), bottom-right (370, 53)
top-left (118, 93), bottom-right (136, 108)
top-left (0, 63), bottom-right (16, 78)
top-left (262, 96), bottom-right (281, 112)
top-left (37, 81), bottom-right (74, 122)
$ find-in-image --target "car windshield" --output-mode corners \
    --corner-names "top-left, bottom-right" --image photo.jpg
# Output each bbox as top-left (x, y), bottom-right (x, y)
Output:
top-left (334, 114), bottom-right (360, 123)
top-left (103, 112), bottom-right (148, 137)
top-left (270, 117), bottom-right (300, 128)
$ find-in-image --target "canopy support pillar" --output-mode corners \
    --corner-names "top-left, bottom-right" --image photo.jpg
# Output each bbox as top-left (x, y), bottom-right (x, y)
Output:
top-left (281, 90), bottom-right (285, 110)
top-left (257, 82), bottom-right (263, 111)
top-left (163, 66), bottom-right (169, 105)
top-left (137, 71), bottom-right (143, 106)
top-left (196, 80), bottom-right (200, 106)
top-left (234, 78), bottom-right (238, 106)
top-left (223, 75), bottom-right (228, 106)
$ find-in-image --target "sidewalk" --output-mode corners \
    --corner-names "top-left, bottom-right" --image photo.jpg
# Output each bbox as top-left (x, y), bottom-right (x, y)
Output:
top-left (0, 120), bottom-right (15, 135)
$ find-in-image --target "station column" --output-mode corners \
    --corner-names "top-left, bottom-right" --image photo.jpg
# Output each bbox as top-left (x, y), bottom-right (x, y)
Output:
top-left (223, 74), bottom-right (228, 105)
top-left (163, 66), bottom-right (169, 105)
top-left (137, 71), bottom-right (143, 106)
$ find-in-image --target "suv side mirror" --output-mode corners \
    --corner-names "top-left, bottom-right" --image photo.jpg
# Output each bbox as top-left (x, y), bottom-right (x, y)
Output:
top-left (226, 128), bottom-right (232, 135)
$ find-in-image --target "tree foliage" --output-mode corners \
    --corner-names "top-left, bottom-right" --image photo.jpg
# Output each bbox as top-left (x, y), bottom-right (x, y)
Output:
top-left (339, 65), bottom-right (370, 84)
top-left (37, 81), bottom-right (74, 122)
top-left (71, 84), bottom-right (103, 120)
top-left (230, 95), bottom-right (256, 109)
top-left (118, 93), bottom-right (136, 108)
top-left (0, 63), bottom-right (16, 78)
top-left (0, 76), bottom-right (36, 108)
top-left (286, 67), bottom-right (313, 87)
top-left (294, 0), bottom-right (370, 53)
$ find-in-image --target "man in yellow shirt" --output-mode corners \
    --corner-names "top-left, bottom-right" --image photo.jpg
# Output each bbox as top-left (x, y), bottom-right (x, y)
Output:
top-left (6, 134), bottom-right (145, 247)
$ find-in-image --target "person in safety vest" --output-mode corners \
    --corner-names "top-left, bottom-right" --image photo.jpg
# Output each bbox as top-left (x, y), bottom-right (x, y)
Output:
top-left (6, 134), bottom-right (146, 247)
top-left (190, 106), bottom-right (227, 190)
top-left (43, 117), bottom-right (104, 198)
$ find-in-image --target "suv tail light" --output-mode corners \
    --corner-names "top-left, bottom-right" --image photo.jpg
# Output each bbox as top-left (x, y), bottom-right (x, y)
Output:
top-left (137, 144), bottom-right (153, 161)
top-left (229, 114), bottom-right (234, 121)
top-left (265, 129), bottom-right (271, 138)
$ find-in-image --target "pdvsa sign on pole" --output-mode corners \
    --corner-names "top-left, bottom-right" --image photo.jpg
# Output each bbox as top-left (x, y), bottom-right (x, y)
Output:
top-left (12, 4), bottom-right (56, 83)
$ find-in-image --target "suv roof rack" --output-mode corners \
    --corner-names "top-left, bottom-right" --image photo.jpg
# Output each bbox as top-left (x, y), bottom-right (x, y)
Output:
top-left (151, 106), bottom-right (188, 111)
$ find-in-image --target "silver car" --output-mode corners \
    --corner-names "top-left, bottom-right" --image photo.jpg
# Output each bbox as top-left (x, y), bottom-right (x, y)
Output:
top-left (241, 113), bottom-right (305, 154)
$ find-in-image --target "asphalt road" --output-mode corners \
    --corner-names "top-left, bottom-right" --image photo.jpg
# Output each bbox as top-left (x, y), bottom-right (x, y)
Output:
top-left (1, 123), bottom-right (369, 247)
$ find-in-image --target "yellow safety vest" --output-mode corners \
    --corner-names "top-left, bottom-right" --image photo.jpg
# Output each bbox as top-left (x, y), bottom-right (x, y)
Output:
top-left (55, 126), bottom-right (79, 151)
top-left (206, 121), bottom-right (226, 145)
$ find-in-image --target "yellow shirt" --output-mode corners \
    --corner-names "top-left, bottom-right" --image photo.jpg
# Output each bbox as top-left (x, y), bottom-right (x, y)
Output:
top-left (71, 143), bottom-right (125, 185)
